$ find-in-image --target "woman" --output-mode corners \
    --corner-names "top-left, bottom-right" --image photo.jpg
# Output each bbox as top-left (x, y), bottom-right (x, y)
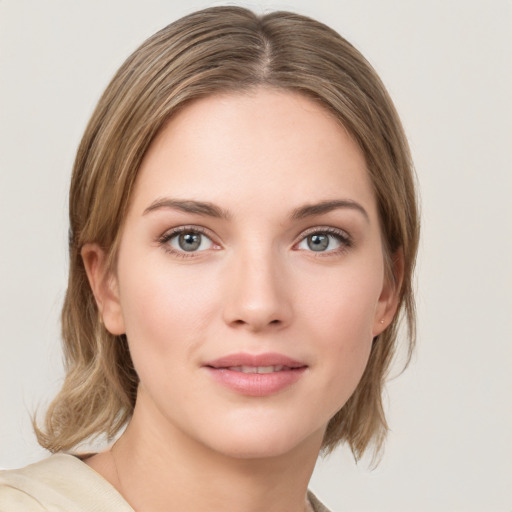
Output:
top-left (0, 6), bottom-right (418, 512)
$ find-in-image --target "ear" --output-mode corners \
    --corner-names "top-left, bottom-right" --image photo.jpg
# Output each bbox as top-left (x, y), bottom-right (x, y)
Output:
top-left (372, 249), bottom-right (404, 337)
top-left (81, 243), bottom-right (126, 335)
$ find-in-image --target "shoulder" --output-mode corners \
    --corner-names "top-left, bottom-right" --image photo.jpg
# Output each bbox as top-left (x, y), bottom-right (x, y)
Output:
top-left (307, 489), bottom-right (332, 512)
top-left (0, 454), bottom-right (132, 512)
top-left (0, 457), bottom-right (331, 512)
top-left (0, 481), bottom-right (43, 512)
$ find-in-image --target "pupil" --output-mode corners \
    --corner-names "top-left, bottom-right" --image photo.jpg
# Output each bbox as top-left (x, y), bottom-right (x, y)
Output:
top-left (307, 234), bottom-right (329, 251)
top-left (179, 232), bottom-right (201, 251)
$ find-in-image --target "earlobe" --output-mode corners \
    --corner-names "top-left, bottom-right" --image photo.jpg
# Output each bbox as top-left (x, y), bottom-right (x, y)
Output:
top-left (372, 249), bottom-right (404, 337)
top-left (81, 243), bottom-right (126, 335)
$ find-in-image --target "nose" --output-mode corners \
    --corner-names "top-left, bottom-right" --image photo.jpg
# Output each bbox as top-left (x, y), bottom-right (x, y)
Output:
top-left (222, 247), bottom-right (293, 332)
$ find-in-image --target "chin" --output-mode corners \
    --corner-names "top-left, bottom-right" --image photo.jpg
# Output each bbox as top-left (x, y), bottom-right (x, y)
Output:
top-left (198, 420), bottom-right (326, 461)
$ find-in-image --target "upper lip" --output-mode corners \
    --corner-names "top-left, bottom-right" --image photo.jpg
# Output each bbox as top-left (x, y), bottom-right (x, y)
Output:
top-left (204, 352), bottom-right (307, 369)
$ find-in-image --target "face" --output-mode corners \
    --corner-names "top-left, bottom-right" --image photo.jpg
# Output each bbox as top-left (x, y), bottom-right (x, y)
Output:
top-left (87, 88), bottom-right (398, 459)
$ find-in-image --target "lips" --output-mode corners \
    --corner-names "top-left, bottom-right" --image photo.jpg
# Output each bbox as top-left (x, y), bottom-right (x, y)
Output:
top-left (203, 353), bottom-right (307, 396)
top-left (224, 365), bottom-right (291, 374)
top-left (205, 352), bottom-right (306, 369)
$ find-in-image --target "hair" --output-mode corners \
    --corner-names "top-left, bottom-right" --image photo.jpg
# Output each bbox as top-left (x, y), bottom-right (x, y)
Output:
top-left (35, 5), bottom-right (419, 461)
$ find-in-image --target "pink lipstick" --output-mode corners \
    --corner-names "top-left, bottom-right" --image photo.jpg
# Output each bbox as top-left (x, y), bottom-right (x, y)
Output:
top-left (203, 353), bottom-right (307, 396)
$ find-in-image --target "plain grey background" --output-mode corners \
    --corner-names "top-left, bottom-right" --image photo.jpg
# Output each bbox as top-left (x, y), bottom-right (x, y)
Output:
top-left (1, 1), bottom-right (511, 510)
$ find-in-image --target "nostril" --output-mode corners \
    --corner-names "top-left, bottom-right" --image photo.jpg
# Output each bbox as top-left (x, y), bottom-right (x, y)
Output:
top-left (230, 318), bottom-right (282, 328)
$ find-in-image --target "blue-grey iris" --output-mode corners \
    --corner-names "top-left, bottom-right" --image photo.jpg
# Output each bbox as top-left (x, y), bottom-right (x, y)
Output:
top-left (307, 234), bottom-right (329, 251)
top-left (179, 232), bottom-right (201, 251)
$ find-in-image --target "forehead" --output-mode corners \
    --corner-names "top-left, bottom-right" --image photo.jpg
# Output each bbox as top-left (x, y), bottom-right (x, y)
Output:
top-left (130, 88), bottom-right (376, 219)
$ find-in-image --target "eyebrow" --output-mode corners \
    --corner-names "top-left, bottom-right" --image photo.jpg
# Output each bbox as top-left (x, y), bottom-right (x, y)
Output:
top-left (143, 198), bottom-right (231, 219)
top-left (143, 197), bottom-right (369, 222)
top-left (291, 199), bottom-right (370, 222)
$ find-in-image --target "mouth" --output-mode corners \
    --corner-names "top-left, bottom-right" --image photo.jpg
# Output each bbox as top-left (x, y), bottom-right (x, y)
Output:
top-left (204, 352), bottom-right (306, 370)
top-left (203, 353), bottom-right (308, 396)
top-left (221, 365), bottom-right (298, 374)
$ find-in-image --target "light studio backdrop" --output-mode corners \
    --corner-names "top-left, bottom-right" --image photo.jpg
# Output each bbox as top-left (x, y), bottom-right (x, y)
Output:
top-left (1, 1), bottom-right (511, 511)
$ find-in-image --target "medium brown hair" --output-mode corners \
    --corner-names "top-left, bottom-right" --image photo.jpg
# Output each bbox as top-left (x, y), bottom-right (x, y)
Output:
top-left (35, 6), bottom-right (419, 460)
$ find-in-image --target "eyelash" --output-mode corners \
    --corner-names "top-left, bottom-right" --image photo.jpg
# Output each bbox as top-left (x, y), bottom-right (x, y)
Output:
top-left (294, 226), bottom-right (353, 256)
top-left (157, 225), bottom-right (353, 258)
top-left (158, 225), bottom-right (217, 258)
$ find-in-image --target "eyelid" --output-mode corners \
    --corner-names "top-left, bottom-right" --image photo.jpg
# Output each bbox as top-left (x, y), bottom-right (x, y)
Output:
top-left (157, 225), bottom-right (221, 256)
top-left (297, 225), bottom-right (352, 242)
top-left (158, 225), bottom-right (211, 242)
top-left (293, 226), bottom-right (353, 253)
top-left (156, 224), bottom-right (352, 257)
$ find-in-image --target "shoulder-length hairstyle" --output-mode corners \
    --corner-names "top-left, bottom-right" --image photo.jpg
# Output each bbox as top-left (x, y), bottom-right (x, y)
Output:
top-left (36, 6), bottom-right (419, 460)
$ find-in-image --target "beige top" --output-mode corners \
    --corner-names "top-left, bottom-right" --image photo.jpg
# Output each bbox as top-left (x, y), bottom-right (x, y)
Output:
top-left (0, 454), bottom-right (331, 512)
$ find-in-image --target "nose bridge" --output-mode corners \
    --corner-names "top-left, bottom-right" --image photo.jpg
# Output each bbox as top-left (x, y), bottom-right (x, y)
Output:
top-left (222, 239), bottom-right (291, 331)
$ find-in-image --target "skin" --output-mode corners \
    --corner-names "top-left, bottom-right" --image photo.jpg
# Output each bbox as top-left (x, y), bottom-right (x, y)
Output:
top-left (82, 88), bottom-right (400, 512)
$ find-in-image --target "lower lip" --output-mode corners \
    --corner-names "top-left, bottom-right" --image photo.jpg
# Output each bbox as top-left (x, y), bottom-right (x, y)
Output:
top-left (204, 367), bottom-right (307, 397)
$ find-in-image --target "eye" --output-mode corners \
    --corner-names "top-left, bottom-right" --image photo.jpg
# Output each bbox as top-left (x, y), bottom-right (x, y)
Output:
top-left (296, 229), bottom-right (350, 253)
top-left (161, 228), bottom-right (217, 254)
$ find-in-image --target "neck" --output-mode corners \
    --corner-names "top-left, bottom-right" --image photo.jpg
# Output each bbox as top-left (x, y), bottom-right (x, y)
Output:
top-left (109, 392), bottom-right (323, 512)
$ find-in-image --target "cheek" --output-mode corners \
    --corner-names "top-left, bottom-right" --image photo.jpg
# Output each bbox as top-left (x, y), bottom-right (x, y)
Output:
top-left (318, 300), bottom-right (374, 388)
top-left (116, 257), bottom-right (222, 367)
top-left (301, 257), bottom-right (383, 339)
top-left (298, 262), bottom-right (382, 398)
